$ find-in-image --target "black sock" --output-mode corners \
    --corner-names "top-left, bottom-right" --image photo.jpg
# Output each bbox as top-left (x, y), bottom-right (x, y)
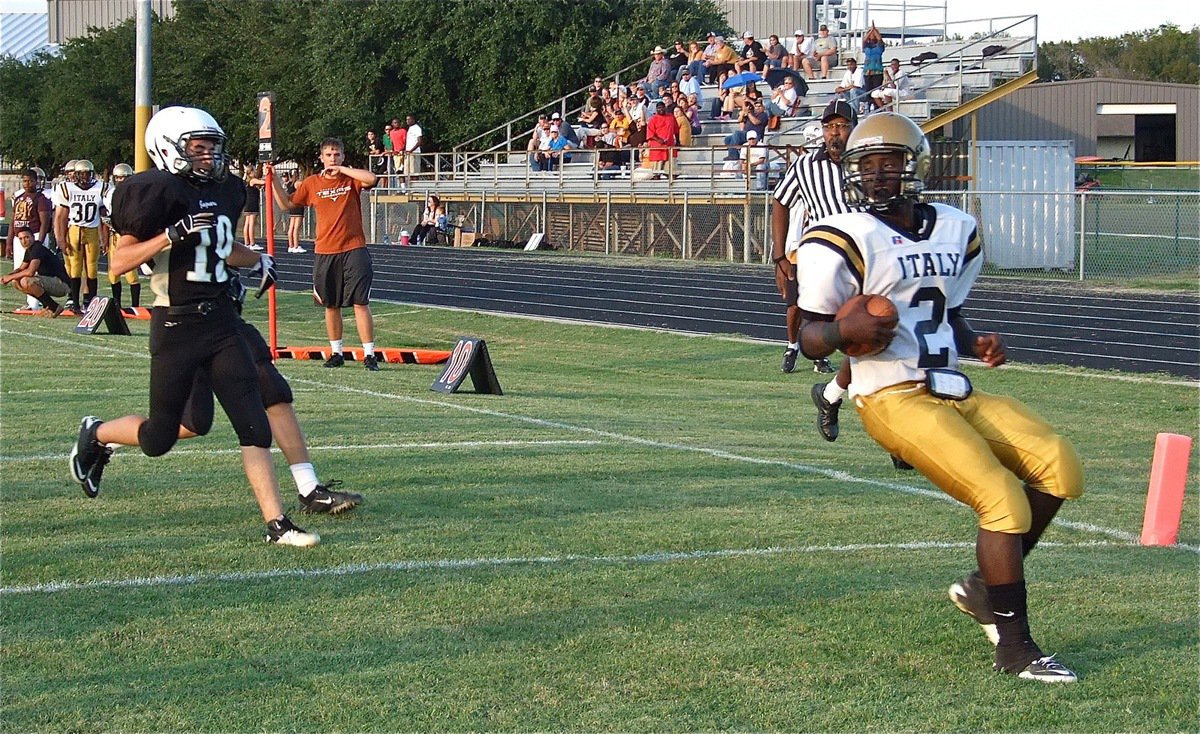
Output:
top-left (86, 277), bottom-right (98, 302)
top-left (41, 295), bottom-right (60, 310)
top-left (69, 277), bottom-right (81, 305)
top-left (130, 283), bottom-right (141, 308)
top-left (111, 281), bottom-right (122, 309)
top-left (987, 580), bottom-right (1042, 671)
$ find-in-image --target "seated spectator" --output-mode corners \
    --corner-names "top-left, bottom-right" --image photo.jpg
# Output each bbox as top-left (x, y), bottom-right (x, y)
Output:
top-left (764, 76), bottom-right (800, 118)
top-left (552, 113), bottom-right (581, 147)
top-left (871, 58), bottom-right (913, 109)
top-left (679, 67), bottom-right (703, 105)
top-left (833, 57), bottom-right (865, 109)
top-left (724, 97), bottom-right (768, 157)
top-left (709, 71), bottom-right (748, 120)
top-left (682, 40), bottom-right (706, 81)
top-left (790, 30), bottom-right (813, 71)
top-left (579, 98), bottom-right (604, 128)
top-left (803, 24), bottom-right (839, 79)
top-left (610, 107), bottom-right (633, 145)
top-left (625, 94), bottom-right (647, 127)
top-left (764, 34), bottom-right (788, 73)
top-left (588, 76), bottom-right (606, 96)
top-left (720, 150), bottom-right (744, 178)
top-left (596, 130), bottom-right (631, 179)
top-left (684, 94), bottom-right (702, 134)
top-left (547, 124), bottom-right (577, 168)
top-left (733, 31), bottom-right (768, 73)
top-left (645, 46), bottom-right (672, 99)
top-left (667, 40), bottom-right (688, 78)
top-left (412, 195), bottom-right (447, 245)
top-left (703, 36), bottom-right (737, 84)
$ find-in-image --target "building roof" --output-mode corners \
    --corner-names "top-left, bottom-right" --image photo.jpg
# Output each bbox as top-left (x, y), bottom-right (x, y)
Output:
top-left (0, 12), bottom-right (52, 61)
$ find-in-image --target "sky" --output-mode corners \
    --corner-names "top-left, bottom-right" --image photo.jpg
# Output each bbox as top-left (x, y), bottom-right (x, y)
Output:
top-left (4, 0), bottom-right (1198, 44)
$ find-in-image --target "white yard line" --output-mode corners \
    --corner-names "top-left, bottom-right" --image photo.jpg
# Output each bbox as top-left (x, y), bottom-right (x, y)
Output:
top-left (0, 540), bottom-right (1128, 596)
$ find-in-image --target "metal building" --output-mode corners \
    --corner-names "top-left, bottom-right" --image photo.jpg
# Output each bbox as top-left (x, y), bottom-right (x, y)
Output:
top-left (968, 78), bottom-right (1199, 162)
top-left (47, 0), bottom-right (173, 45)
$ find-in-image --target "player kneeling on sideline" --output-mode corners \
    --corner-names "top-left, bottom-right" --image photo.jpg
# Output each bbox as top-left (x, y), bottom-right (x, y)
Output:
top-left (69, 106), bottom-right (324, 546)
top-left (79, 270), bottom-right (364, 516)
top-left (794, 112), bottom-right (1084, 683)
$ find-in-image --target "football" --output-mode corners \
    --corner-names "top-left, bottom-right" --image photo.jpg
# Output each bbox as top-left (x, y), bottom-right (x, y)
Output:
top-left (835, 294), bottom-right (899, 357)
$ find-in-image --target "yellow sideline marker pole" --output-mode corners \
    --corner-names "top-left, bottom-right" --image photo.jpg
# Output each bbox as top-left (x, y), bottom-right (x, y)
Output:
top-left (1140, 433), bottom-right (1193, 546)
top-left (134, 0), bottom-right (152, 172)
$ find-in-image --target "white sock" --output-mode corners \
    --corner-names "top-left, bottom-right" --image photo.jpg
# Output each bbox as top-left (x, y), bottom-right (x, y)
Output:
top-left (824, 382), bottom-right (848, 403)
top-left (330, 339), bottom-right (343, 354)
top-left (787, 341), bottom-right (800, 351)
top-left (363, 341), bottom-right (375, 357)
top-left (290, 463), bottom-right (320, 496)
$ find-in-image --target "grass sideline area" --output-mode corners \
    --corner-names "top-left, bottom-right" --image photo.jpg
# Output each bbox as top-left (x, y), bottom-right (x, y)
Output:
top-left (1, 288), bottom-right (1197, 732)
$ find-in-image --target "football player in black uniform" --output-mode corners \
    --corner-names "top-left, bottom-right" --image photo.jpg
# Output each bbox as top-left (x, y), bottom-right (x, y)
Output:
top-left (68, 106), bottom-right (319, 547)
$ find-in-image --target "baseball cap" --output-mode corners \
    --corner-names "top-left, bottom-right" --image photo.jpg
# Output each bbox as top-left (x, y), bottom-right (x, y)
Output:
top-left (794, 29), bottom-right (805, 36)
top-left (743, 31), bottom-right (753, 38)
top-left (821, 99), bottom-right (857, 125)
top-left (707, 31), bottom-right (716, 37)
top-left (551, 112), bottom-right (561, 119)
top-left (746, 130), bottom-right (759, 139)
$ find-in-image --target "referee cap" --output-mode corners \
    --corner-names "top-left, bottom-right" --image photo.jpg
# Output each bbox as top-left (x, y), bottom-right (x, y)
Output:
top-left (822, 99), bottom-right (857, 125)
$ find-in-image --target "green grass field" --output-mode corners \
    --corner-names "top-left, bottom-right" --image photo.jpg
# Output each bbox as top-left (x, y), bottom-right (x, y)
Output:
top-left (1, 288), bottom-right (1197, 732)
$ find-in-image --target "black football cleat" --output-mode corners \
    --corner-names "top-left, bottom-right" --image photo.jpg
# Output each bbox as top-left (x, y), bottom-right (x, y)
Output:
top-left (781, 347), bottom-right (799, 373)
top-left (891, 455), bottom-right (914, 470)
top-left (300, 480), bottom-right (363, 515)
top-left (812, 358), bottom-right (836, 374)
top-left (266, 515), bottom-right (320, 546)
top-left (70, 416), bottom-right (105, 498)
top-left (811, 382), bottom-right (842, 442)
top-left (323, 353), bottom-right (345, 368)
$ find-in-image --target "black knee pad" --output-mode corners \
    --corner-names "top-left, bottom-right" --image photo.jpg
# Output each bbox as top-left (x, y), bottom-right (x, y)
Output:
top-left (257, 362), bottom-right (294, 408)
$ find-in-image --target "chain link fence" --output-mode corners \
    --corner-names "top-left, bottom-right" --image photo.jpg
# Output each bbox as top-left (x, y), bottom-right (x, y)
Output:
top-left (363, 189), bottom-right (1198, 283)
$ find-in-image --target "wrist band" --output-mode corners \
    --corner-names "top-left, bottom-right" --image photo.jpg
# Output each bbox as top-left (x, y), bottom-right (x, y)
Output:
top-left (773, 255), bottom-right (788, 264)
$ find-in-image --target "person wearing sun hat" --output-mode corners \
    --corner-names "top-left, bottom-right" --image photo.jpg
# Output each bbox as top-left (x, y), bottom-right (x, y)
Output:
top-left (646, 45), bottom-right (672, 99)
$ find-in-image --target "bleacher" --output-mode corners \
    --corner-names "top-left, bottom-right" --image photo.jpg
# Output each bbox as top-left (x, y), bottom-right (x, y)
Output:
top-left (397, 13), bottom-right (1037, 196)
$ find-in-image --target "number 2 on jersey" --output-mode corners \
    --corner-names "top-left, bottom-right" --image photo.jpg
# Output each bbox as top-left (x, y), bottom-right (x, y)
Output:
top-left (910, 286), bottom-right (950, 368)
top-left (185, 214), bottom-right (235, 283)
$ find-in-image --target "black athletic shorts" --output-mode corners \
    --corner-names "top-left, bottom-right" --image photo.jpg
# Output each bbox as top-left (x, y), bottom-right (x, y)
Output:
top-left (312, 247), bottom-right (373, 308)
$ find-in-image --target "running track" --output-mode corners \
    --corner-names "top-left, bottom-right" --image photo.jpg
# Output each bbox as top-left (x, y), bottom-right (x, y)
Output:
top-left (273, 245), bottom-right (1199, 380)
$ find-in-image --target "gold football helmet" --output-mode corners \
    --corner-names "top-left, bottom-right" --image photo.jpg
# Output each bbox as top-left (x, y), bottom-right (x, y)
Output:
top-left (841, 112), bottom-right (931, 210)
top-left (112, 163), bottom-right (134, 182)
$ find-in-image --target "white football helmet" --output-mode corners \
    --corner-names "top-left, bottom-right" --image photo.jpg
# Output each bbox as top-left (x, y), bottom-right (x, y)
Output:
top-left (63, 159), bottom-right (78, 183)
top-left (112, 163), bottom-right (134, 182)
top-left (145, 106), bottom-right (229, 182)
top-left (799, 119), bottom-right (823, 150)
top-left (73, 159), bottom-right (96, 187)
top-left (841, 112), bottom-right (931, 210)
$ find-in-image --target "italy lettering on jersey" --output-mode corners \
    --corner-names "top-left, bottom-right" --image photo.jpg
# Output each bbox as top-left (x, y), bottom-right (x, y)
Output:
top-left (56, 181), bottom-right (110, 228)
top-left (795, 202), bottom-right (982, 398)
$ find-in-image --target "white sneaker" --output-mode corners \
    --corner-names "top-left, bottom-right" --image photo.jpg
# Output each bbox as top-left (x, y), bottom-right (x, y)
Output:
top-left (287, 247), bottom-right (307, 253)
top-left (266, 516), bottom-right (320, 547)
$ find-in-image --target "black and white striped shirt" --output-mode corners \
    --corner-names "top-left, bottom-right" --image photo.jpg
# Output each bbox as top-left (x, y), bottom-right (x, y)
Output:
top-left (772, 146), bottom-right (858, 251)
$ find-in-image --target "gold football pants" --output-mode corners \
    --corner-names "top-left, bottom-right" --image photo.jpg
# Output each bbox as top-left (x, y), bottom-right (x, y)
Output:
top-left (64, 225), bottom-right (101, 279)
top-left (106, 233), bottom-right (139, 285)
top-left (855, 383), bottom-right (1083, 534)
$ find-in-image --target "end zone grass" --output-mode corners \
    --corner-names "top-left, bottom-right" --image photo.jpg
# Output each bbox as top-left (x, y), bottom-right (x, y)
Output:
top-left (1, 290), bottom-right (1196, 732)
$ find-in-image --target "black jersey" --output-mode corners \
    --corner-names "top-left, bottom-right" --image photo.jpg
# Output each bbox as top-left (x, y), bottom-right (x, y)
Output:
top-left (110, 169), bottom-right (247, 308)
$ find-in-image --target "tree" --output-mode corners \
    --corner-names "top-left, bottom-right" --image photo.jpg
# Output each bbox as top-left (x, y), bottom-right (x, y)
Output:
top-left (1037, 24), bottom-right (1198, 84)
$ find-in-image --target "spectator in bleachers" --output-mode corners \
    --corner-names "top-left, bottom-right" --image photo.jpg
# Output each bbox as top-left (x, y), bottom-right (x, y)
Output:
top-left (551, 112), bottom-right (581, 147)
top-left (685, 93), bottom-right (703, 131)
top-left (764, 75), bottom-right (800, 118)
top-left (683, 40), bottom-right (706, 81)
top-left (547, 124), bottom-right (577, 170)
top-left (668, 40), bottom-right (688, 78)
top-left (644, 101), bottom-right (679, 178)
top-left (381, 123), bottom-right (394, 155)
top-left (610, 106), bottom-right (633, 146)
top-left (724, 97), bottom-right (768, 157)
top-left (626, 91), bottom-right (648, 127)
top-left (679, 67), bottom-right (703, 105)
top-left (734, 31), bottom-right (768, 74)
top-left (871, 58), bottom-right (913, 109)
top-left (741, 130), bottom-right (769, 190)
top-left (833, 57), bottom-right (865, 108)
top-left (589, 76), bottom-right (606, 96)
top-left (764, 34), bottom-right (788, 74)
top-left (412, 195), bottom-right (447, 245)
top-left (388, 117), bottom-right (406, 177)
top-left (703, 36), bottom-right (737, 84)
top-left (366, 130), bottom-right (386, 175)
top-left (803, 25), bottom-right (839, 79)
top-left (861, 23), bottom-right (886, 104)
top-left (673, 100), bottom-right (693, 147)
top-left (580, 91), bottom-right (604, 128)
top-left (790, 30), bottom-right (813, 72)
top-left (646, 46), bottom-right (672, 99)
top-left (404, 114), bottom-right (424, 176)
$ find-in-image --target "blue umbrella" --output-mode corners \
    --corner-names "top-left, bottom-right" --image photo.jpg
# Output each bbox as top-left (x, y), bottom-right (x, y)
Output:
top-left (721, 71), bottom-right (763, 89)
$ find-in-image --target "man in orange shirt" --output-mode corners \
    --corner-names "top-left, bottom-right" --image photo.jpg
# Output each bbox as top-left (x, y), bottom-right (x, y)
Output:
top-left (267, 138), bottom-right (380, 370)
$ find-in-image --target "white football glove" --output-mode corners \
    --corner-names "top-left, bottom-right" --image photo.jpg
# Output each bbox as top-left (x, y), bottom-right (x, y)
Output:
top-left (249, 253), bottom-right (276, 299)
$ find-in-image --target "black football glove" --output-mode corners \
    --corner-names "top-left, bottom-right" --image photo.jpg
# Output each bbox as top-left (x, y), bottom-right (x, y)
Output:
top-left (249, 253), bottom-right (276, 299)
top-left (165, 212), bottom-right (215, 245)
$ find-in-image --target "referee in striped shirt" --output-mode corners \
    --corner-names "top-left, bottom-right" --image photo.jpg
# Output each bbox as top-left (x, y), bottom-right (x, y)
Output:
top-left (770, 99), bottom-right (858, 376)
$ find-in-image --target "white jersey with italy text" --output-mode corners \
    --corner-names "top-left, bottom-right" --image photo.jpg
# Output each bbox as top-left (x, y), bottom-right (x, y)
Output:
top-left (795, 202), bottom-right (982, 397)
top-left (55, 180), bottom-right (109, 228)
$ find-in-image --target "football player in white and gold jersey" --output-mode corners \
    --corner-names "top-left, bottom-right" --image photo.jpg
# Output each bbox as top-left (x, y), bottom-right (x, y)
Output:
top-left (53, 159), bottom-right (109, 310)
top-left (102, 163), bottom-right (141, 309)
top-left (796, 113), bottom-right (1083, 684)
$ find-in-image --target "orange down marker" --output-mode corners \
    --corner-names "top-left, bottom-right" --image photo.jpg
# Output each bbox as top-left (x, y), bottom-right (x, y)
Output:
top-left (1140, 433), bottom-right (1194, 546)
